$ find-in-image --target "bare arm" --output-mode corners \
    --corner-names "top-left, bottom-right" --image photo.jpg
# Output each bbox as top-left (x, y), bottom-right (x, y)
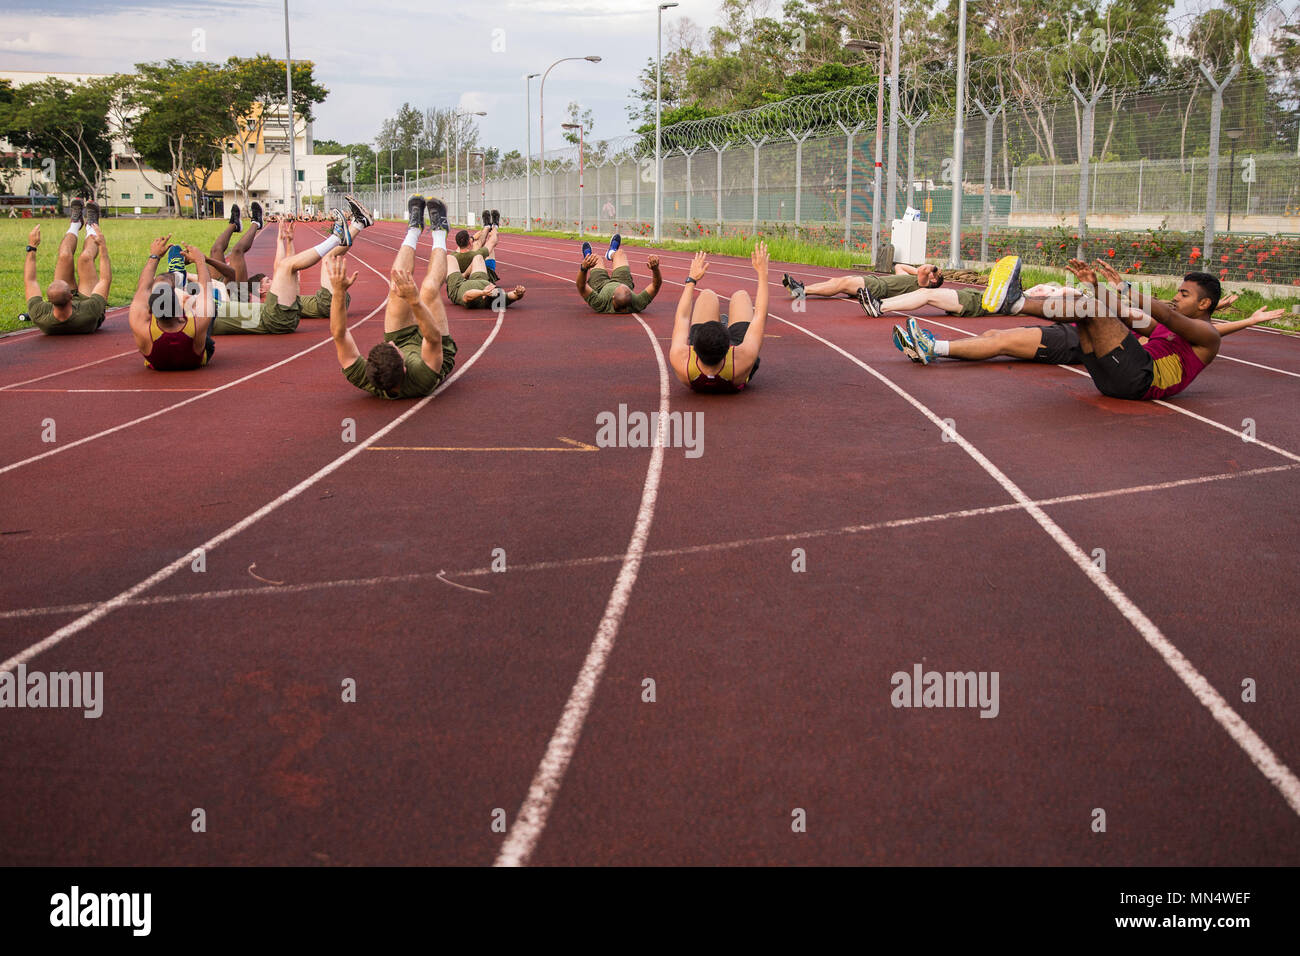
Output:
top-left (1214, 308), bottom-right (1287, 338)
top-left (734, 242), bottom-right (770, 376)
top-left (184, 244), bottom-right (214, 356)
top-left (23, 225), bottom-right (41, 300)
top-left (323, 255), bottom-right (360, 367)
top-left (1144, 294), bottom-right (1221, 359)
top-left (670, 253), bottom-right (708, 385)
top-left (92, 233), bottom-right (112, 298)
top-left (576, 253), bottom-right (598, 297)
top-left (894, 262), bottom-right (918, 276)
top-left (644, 255), bottom-right (663, 301)
top-left (129, 235), bottom-right (170, 354)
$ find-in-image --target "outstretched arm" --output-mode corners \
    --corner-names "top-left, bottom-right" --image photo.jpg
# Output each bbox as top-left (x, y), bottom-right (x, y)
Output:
top-left (129, 235), bottom-right (170, 353)
top-left (575, 253), bottom-right (598, 297)
top-left (23, 225), bottom-right (41, 300)
top-left (644, 255), bottom-right (663, 300)
top-left (323, 255), bottom-right (361, 368)
top-left (735, 242), bottom-right (770, 372)
top-left (670, 252), bottom-right (708, 385)
top-left (184, 244), bottom-right (215, 353)
top-left (1215, 308), bottom-right (1287, 337)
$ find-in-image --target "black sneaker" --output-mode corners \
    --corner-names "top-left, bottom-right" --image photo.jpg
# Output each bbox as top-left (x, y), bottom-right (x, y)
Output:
top-left (407, 195), bottom-right (426, 232)
top-left (228, 203), bottom-right (241, 231)
top-left (344, 194), bottom-right (373, 229)
top-left (425, 197), bottom-right (449, 232)
top-left (83, 200), bottom-right (100, 229)
top-left (249, 201), bottom-right (264, 229)
top-left (491, 209), bottom-right (500, 227)
top-left (69, 197), bottom-right (84, 225)
top-left (857, 286), bottom-right (883, 317)
top-left (782, 273), bottom-right (804, 299)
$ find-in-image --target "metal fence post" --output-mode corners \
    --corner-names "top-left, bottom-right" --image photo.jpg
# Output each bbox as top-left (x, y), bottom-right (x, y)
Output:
top-left (837, 121), bottom-right (865, 244)
top-left (746, 136), bottom-right (766, 235)
top-left (681, 146), bottom-right (699, 226)
top-left (1197, 62), bottom-right (1241, 264)
top-left (635, 154), bottom-right (641, 229)
top-left (710, 142), bottom-right (726, 230)
top-left (902, 112), bottom-right (927, 210)
top-left (788, 129), bottom-right (811, 227)
top-left (1137, 158), bottom-right (1143, 214)
top-left (1069, 82), bottom-right (1106, 261)
top-left (613, 161), bottom-right (620, 225)
top-left (974, 99), bottom-right (1003, 262)
top-left (593, 161), bottom-right (601, 234)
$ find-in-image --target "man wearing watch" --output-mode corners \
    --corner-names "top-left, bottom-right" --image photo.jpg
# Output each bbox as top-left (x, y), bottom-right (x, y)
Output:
top-left (23, 198), bottom-right (112, 335)
top-left (575, 234), bottom-right (661, 314)
top-left (128, 235), bottom-right (216, 371)
top-left (669, 242), bottom-right (770, 394)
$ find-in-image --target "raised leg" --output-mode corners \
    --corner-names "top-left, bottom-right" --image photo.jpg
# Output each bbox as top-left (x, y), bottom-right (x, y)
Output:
top-left (53, 232), bottom-right (78, 287)
top-left (690, 288), bottom-right (721, 327)
top-left (76, 234), bottom-right (98, 295)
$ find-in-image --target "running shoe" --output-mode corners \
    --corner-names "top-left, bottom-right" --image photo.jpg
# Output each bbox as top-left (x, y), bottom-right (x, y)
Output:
top-left (425, 197), bottom-right (449, 232)
top-left (606, 233), bottom-right (621, 261)
top-left (228, 203), bottom-right (241, 232)
top-left (892, 324), bottom-right (922, 363)
top-left (782, 273), bottom-right (805, 299)
top-left (69, 197), bottom-right (84, 226)
top-left (166, 243), bottom-right (186, 275)
top-left (331, 211), bottom-right (353, 247)
top-left (857, 285), bottom-right (883, 317)
top-left (249, 201), bottom-right (265, 229)
top-left (344, 194), bottom-right (373, 229)
top-left (407, 195), bottom-right (426, 232)
top-left (83, 200), bottom-right (100, 230)
top-left (982, 254), bottom-right (1022, 314)
top-left (491, 209), bottom-right (500, 227)
top-left (581, 241), bottom-right (593, 259)
top-left (482, 209), bottom-right (492, 229)
top-left (907, 316), bottom-right (936, 365)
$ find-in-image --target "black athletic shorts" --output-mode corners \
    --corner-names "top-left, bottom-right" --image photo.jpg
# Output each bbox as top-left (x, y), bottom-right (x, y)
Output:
top-left (1080, 334), bottom-right (1153, 400)
top-left (1032, 323), bottom-right (1084, 365)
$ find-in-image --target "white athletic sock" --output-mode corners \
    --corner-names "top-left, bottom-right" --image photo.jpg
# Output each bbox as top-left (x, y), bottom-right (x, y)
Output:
top-left (431, 229), bottom-right (447, 250)
top-left (87, 224), bottom-right (102, 238)
top-left (934, 339), bottom-right (950, 356)
top-left (1009, 296), bottom-right (1025, 314)
top-left (313, 235), bottom-right (341, 258)
top-left (403, 227), bottom-right (420, 250)
top-left (67, 221), bottom-right (82, 236)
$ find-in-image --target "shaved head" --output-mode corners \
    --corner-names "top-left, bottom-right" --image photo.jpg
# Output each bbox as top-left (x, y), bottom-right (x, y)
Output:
top-left (611, 285), bottom-right (634, 311)
top-left (46, 279), bottom-right (73, 308)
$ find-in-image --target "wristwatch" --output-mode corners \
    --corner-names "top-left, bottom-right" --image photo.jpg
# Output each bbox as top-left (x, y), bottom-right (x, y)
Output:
top-left (148, 253), bottom-right (162, 260)
top-left (684, 277), bottom-right (697, 285)
top-left (26, 245), bottom-right (37, 252)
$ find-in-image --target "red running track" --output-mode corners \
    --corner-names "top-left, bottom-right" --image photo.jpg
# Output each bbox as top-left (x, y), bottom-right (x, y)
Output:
top-left (1, 220), bottom-right (1298, 866)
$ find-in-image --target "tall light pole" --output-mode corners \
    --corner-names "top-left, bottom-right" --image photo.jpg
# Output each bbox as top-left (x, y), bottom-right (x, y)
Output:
top-left (1225, 127), bottom-right (1244, 231)
top-left (450, 108), bottom-right (486, 226)
top-left (656, 2), bottom-right (679, 241)
top-left (526, 72), bottom-right (540, 231)
top-left (540, 55), bottom-right (602, 227)
top-left (846, 38), bottom-right (886, 264)
top-left (282, 0), bottom-right (298, 215)
top-left (885, 0), bottom-right (901, 226)
top-left (563, 122), bottom-right (585, 234)
top-left (949, 0), bottom-right (967, 269)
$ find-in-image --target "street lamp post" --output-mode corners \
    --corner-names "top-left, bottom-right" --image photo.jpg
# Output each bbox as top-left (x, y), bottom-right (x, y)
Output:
top-left (562, 122), bottom-right (585, 234)
top-left (450, 108), bottom-right (486, 226)
top-left (540, 55), bottom-right (602, 228)
top-left (846, 38), bottom-right (886, 265)
top-left (526, 72), bottom-right (540, 231)
top-left (283, 0), bottom-right (298, 216)
top-left (949, 0), bottom-right (968, 269)
top-left (885, 0), bottom-right (901, 226)
top-left (656, 2), bottom-right (679, 242)
top-left (1226, 127), bottom-right (1244, 232)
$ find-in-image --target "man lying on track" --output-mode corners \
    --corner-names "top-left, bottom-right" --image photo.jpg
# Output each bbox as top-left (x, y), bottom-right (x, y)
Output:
top-left (576, 233), bottom-right (662, 314)
top-left (669, 242), bottom-right (769, 393)
top-left (23, 198), bottom-right (111, 334)
top-left (782, 257), bottom-right (944, 315)
top-left (440, 198), bottom-right (523, 310)
top-left (963, 256), bottom-right (1285, 400)
top-left (210, 210), bottom-right (357, 335)
top-left (204, 201), bottom-right (266, 303)
top-left (128, 235), bottom-right (215, 370)
top-left (452, 211), bottom-right (500, 279)
top-left (330, 196), bottom-right (459, 399)
top-left (892, 266), bottom-right (1258, 366)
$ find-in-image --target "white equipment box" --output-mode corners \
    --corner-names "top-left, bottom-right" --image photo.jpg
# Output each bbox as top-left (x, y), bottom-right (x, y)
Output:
top-left (890, 219), bottom-right (928, 265)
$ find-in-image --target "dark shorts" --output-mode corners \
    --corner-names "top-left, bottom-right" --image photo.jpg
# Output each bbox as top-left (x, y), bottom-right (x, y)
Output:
top-left (1081, 334), bottom-right (1154, 400)
top-left (1032, 323), bottom-right (1084, 365)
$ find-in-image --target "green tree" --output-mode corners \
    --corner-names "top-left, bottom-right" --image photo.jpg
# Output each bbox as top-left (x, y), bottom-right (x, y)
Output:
top-left (4, 75), bottom-right (117, 200)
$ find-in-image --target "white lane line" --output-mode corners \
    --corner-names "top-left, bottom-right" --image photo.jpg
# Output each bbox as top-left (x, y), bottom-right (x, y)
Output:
top-left (919, 317), bottom-right (1300, 464)
top-left (0, 349), bottom-right (137, 392)
top-left (4, 462), bottom-right (1290, 623)
top-left (0, 308), bottom-right (507, 675)
top-left (780, 311), bottom-right (1300, 818)
top-left (1216, 353), bottom-right (1300, 379)
top-left (495, 312), bottom-right (670, 868)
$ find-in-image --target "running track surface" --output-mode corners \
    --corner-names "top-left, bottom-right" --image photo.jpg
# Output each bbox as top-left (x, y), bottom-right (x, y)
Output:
top-left (2, 222), bottom-right (1298, 866)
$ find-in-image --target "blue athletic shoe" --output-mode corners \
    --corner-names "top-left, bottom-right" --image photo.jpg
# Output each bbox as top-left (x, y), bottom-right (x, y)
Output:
top-left (907, 316), bottom-right (936, 365)
top-left (331, 210), bottom-right (352, 247)
top-left (581, 241), bottom-right (592, 259)
top-left (605, 233), bottom-right (621, 261)
top-left (892, 324), bottom-right (922, 363)
top-left (485, 257), bottom-right (497, 272)
top-left (166, 244), bottom-right (186, 288)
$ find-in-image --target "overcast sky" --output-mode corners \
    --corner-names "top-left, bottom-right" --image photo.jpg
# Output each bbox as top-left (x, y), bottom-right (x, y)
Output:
top-left (0, 0), bottom-right (724, 154)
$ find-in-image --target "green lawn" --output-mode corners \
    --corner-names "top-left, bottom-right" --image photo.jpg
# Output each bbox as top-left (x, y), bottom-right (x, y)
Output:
top-left (1, 218), bottom-right (234, 333)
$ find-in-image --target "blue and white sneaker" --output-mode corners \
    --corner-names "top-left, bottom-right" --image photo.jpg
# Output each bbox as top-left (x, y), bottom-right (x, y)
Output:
top-left (605, 233), bottom-right (621, 261)
top-left (907, 316), bottom-right (937, 365)
top-left (331, 210), bottom-right (353, 247)
top-left (166, 244), bottom-right (186, 287)
top-left (581, 241), bottom-right (592, 259)
top-left (892, 324), bottom-right (922, 363)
